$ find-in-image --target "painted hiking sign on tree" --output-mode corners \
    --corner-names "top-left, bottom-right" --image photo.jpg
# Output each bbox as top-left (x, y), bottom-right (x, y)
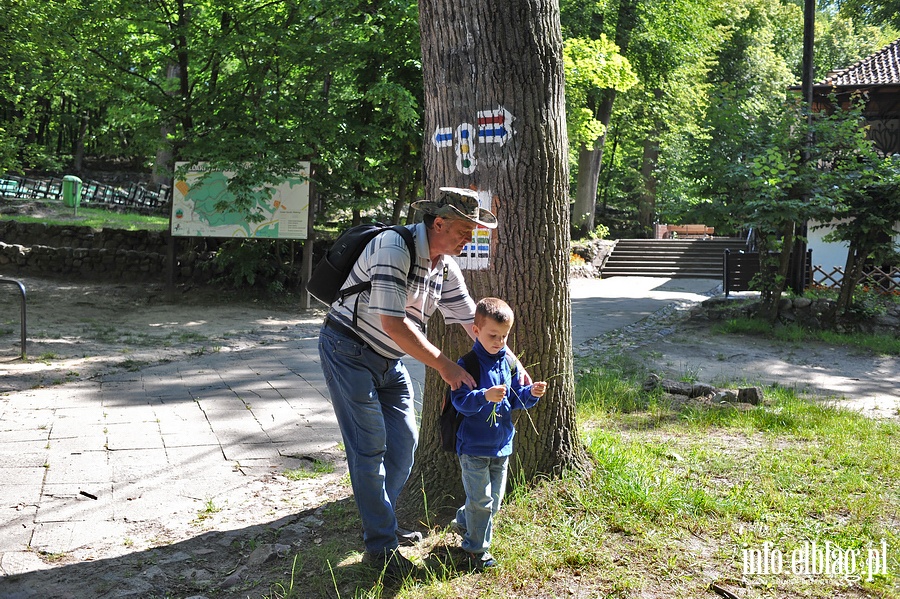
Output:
top-left (400, 0), bottom-right (588, 520)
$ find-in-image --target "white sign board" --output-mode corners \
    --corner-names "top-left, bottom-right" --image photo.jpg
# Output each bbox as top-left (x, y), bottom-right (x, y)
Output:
top-left (456, 190), bottom-right (493, 270)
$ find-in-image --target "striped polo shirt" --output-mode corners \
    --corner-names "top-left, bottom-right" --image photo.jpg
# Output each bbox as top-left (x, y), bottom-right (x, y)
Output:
top-left (327, 222), bottom-right (476, 359)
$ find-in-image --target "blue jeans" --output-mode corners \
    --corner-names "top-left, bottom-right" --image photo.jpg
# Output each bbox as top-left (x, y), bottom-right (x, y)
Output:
top-left (456, 454), bottom-right (509, 554)
top-left (318, 325), bottom-right (417, 554)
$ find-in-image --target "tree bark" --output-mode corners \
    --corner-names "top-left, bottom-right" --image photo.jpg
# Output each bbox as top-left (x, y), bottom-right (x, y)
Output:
top-left (637, 88), bottom-right (663, 237)
top-left (762, 222), bottom-right (795, 323)
top-left (837, 242), bottom-right (864, 315)
top-left (571, 92), bottom-right (616, 238)
top-left (638, 137), bottom-right (658, 237)
top-left (570, 0), bottom-right (638, 238)
top-left (401, 0), bottom-right (588, 524)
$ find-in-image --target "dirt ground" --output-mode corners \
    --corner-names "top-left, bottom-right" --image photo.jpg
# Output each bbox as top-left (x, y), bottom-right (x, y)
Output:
top-left (625, 310), bottom-right (900, 420)
top-left (0, 275), bottom-right (325, 392)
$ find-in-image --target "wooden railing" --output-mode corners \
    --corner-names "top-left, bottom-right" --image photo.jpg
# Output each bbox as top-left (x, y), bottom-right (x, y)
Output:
top-left (723, 249), bottom-right (812, 297)
top-left (811, 265), bottom-right (900, 292)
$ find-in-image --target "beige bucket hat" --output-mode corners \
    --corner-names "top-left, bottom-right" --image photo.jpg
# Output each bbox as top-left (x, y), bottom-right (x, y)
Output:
top-left (411, 187), bottom-right (498, 229)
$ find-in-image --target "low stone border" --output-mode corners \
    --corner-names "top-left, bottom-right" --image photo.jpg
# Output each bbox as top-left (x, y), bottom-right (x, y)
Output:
top-left (690, 295), bottom-right (900, 334)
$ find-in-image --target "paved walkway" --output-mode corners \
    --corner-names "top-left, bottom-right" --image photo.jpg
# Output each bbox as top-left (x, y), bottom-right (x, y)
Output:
top-left (0, 277), bottom-right (720, 585)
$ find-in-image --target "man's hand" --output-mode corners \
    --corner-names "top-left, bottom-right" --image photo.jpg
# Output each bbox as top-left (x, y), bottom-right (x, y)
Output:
top-left (531, 381), bottom-right (548, 397)
top-left (381, 315), bottom-right (476, 390)
top-left (439, 359), bottom-right (477, 391)
top-left (485, 385), bottom-right (507, 403)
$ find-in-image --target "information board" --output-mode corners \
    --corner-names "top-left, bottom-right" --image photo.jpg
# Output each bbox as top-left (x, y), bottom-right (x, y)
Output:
top-left (171, 162), bottom-right (310, 239)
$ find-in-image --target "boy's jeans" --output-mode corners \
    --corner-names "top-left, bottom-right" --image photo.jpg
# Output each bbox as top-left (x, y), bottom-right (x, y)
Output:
top-left (318, 325), bottom-right (417, 554)
top-left (456, 454), bottom-right (509, 554)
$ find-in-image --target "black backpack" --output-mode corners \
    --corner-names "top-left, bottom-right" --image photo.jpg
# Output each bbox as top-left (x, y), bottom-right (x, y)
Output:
top-left (440, 350), bottom-right (517, 452)
top-left (306, 223), bottom-right (416, 312)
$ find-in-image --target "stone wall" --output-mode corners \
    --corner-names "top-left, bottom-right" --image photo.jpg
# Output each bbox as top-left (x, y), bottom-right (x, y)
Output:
top-left (0, 221), bottom-right (215, 282)
top-left (571, 239), bottom-right (616, 278)
top-left (0, 221), bottom-right (169, 253)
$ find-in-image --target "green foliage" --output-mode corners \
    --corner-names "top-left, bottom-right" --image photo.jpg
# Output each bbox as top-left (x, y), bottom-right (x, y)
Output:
top-left (563, 36), bottom-right (637, 148)
top-left (1, 0), bottom-right (897, 240)
top-left (813, 11), bottom-right (895, 76)
top-left (207, 239), bottom-right (295, 293)
top-left (837, 0), bottom-right (900, 30)
top-left (588, 223), bottom-right (611, 240)
top-left (1, 0), bottom-right (423, 229)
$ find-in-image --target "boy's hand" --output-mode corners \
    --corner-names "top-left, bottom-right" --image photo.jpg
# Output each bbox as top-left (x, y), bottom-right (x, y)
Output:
top-left (531, 381), bottom-right (548, 397)
top-left (485, 385), bottom-right (507, 403)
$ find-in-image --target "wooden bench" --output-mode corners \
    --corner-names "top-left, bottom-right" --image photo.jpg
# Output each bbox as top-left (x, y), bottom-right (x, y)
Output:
top-left (666, 224), bottom-right (715, 238)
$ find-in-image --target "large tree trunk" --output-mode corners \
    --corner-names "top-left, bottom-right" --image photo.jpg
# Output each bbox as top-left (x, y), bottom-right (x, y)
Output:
top-left (401, 0), bottom-right (588, 524)
top-left (570, 0), bottom-right (638, 238)
top-left (153, 62), bottom-right (180, 187)
top-left (571, 92), bottom-right (616, 238)
top-left (637, 88), bottom-right (662, 237)
top-left (638, 137), bottom-right (658, 237)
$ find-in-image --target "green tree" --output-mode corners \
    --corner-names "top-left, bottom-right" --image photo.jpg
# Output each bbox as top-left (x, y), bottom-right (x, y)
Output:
top-left (702, 93), bottom-right (898, 321)
top-left (61, 0), bottom-right (423, 288)
top-left (562, 0), bottom-right (640, 238)
top-left (562, 0), bottom-right (720, 239)
top-left (835, 0), bottom-right (900, 30)
top-left (562, 32), bottom-right (636, 237)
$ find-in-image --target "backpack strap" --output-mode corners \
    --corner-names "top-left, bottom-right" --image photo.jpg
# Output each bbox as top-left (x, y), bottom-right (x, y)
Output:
top-left (460, 349), bottom-right (481, 384)
top-left (342, 225), bottom-right (417, 328)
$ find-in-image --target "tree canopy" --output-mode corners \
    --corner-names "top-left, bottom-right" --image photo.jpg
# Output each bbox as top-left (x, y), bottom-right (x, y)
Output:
top-left (0, 0), bottom-right (897, 245)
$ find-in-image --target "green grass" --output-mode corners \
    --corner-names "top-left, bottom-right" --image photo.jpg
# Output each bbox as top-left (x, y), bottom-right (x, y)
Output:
top-left (479, 380), bottom-right (897, 598)
top-left (0, 203), bottom-right (168, 230)
top-left (283, 460), bottom-right (335, 480)
top-left (715, 316), bottom-right (900, 355)
top-left (290, 361), bottom-right (899, 598)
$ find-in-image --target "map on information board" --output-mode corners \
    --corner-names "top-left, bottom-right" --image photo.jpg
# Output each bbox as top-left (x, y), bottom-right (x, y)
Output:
top-left (171, 162), bottom-right (310, 239)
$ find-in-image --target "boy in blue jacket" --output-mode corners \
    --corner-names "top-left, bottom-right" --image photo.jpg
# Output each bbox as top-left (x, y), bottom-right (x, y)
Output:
top-left (450, 297), bottom-right (547, 570)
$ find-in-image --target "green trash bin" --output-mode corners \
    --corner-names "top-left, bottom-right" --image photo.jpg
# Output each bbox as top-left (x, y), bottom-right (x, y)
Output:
top-left (62, 175), bottom-right (82, 208)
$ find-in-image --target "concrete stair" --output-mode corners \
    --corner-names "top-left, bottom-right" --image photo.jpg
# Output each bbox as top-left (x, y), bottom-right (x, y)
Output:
top-left (601, 238), bottom-right (748, 279)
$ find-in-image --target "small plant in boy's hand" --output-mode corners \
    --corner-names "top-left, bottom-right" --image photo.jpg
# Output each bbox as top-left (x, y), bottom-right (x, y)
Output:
top-left (485, 385), bottom-right (506, 426)
top-left (485, 385), bottom-right (507, 403)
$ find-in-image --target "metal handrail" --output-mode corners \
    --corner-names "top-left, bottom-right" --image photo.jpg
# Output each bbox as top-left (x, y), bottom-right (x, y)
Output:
top-left (0, 278), bottom-right (26, 359)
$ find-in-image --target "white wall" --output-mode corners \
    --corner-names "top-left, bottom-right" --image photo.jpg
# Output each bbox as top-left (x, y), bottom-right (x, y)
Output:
top-left (807, 220), bottom-right (849, 273)
top-left (808, 219), bottom-right (900, 274)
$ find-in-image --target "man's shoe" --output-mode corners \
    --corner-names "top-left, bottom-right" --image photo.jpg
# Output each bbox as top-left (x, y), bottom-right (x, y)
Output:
top-left (396, 527), bottom-right (423, 546)
top-left (362, 548), bottom-right (418, 580)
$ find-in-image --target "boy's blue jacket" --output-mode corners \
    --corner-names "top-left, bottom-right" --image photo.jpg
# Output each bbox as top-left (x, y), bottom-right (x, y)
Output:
top-left (450, 339), bottom-right (540, 457)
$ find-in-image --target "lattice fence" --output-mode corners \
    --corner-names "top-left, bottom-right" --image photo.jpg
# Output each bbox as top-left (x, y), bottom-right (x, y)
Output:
top-left (1, 174), bottom-right (170, 215)
top-left (811, 264), bottom-right (900, 292)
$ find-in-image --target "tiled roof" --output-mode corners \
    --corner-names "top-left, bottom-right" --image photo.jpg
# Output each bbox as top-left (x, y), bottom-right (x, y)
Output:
top-left (818, 38), bottom-right (900, 87)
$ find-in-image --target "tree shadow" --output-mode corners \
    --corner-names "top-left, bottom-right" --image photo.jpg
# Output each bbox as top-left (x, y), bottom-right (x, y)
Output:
top-left (0, 493), bottom-right (484, 599)
top-left (0, 494), bottom-right (438, 599)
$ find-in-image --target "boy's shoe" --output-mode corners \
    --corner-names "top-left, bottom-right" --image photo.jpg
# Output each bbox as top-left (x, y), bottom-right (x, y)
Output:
top-left (362, 548), bottom-right (418, 580)
top-left (466, 551), bottom-right (498, 571)
top-left (396, 527), bottom-right (423, 546)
